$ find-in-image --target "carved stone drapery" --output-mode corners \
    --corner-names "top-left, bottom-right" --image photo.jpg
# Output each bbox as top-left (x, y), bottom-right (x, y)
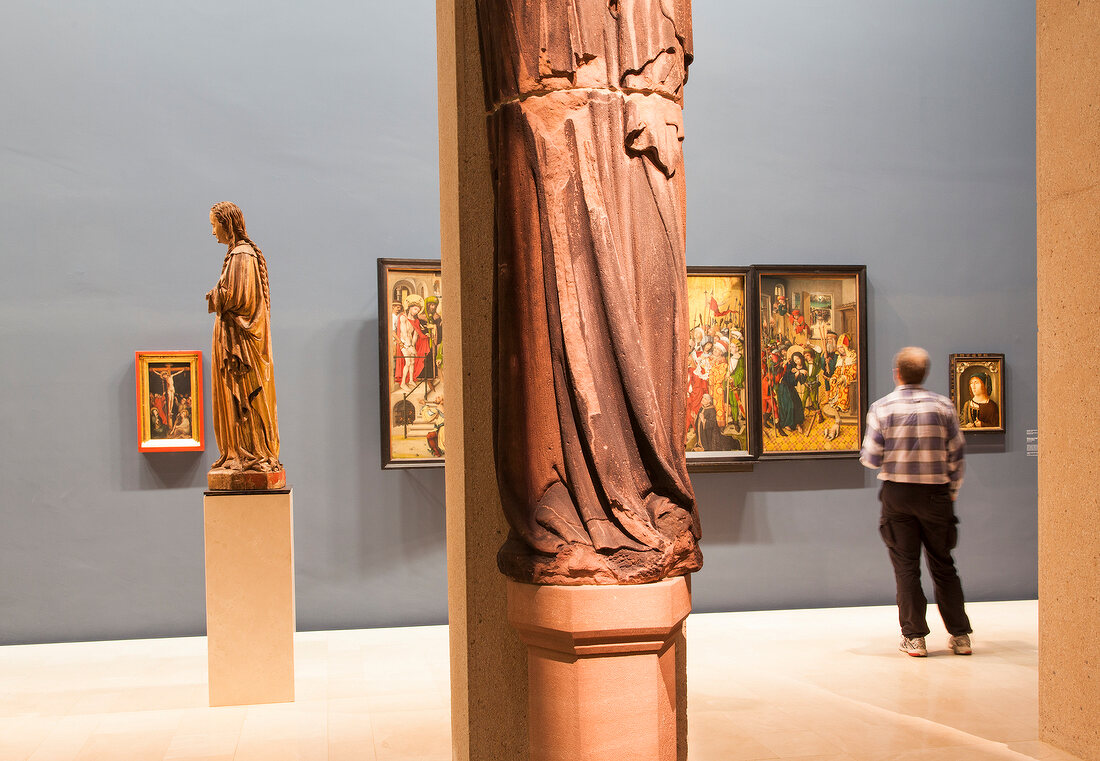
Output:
top-left (479, 0), bottom-right (702, 584)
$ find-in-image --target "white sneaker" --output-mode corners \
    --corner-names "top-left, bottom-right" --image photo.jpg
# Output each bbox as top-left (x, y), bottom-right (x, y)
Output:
top-left (899, 636), bottom-right (927, 657)
top-left (948, 634), bottom-right (972, 655)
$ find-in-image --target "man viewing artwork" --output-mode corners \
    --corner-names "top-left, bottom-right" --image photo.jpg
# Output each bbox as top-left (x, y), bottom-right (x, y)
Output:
top-left (860, 347), bottom-right (974, 657)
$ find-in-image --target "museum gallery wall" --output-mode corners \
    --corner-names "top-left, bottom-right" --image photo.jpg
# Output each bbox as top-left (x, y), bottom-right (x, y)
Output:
top-left (0, 1), bottom-right (1035, 644)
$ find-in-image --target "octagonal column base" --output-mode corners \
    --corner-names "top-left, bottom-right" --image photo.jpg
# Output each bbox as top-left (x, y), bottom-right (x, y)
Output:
top-left (507, 575), bottom-right (691, 761)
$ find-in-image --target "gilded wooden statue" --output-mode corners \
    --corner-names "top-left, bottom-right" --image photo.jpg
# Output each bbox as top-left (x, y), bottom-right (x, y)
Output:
top-left (206, 202), bottom-right (285, 490)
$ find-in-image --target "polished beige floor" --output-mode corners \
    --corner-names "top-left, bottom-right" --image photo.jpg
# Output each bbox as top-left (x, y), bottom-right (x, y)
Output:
top-left (0, 600), bottom-right (1083, 761)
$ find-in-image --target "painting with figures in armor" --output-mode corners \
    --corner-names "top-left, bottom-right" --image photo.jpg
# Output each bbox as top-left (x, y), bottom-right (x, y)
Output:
top-left (136, 350), bottom-right (204, 452)
top-left (949, 353), bottom-right (1005, 433)
top-left (685, 267), bottom-right (753, 468)
top-left (378, 259), bottom-right (444, 468)
top-left (752, 266), bottom-right (868, 458)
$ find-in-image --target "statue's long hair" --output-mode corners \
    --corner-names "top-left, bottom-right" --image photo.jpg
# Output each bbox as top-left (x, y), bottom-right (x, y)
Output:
top-left (211, 201), bottom-right (269, 306)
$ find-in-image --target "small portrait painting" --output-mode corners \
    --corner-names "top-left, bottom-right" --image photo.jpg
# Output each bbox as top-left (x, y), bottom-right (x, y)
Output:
top-left (136, 351), bottom-right (204, 452)
top-left (950, 354), bottom-right (1005, 432)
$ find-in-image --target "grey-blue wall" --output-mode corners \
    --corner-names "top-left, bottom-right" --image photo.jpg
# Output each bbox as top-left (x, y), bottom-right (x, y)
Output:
top-left (686, 1), bottom-right (1037, 613)
top-left (0, 1), bottom-right (1035, 644)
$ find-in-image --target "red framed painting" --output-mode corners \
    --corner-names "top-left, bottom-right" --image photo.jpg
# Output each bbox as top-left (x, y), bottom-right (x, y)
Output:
top-left (135, 350), bottom-right (204, 453)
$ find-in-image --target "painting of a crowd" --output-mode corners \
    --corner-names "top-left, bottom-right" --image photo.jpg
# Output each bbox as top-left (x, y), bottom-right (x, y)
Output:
top-left (685, 270), bottom-right (749, 461)
top-left (378, 259), bottom-right (445, 467)
top-left (757, 269), bottom-right (866, 456)
top-left (136, 351), bottom-right (203, 452)
top-left (375, 260), bottom-right (867, 466)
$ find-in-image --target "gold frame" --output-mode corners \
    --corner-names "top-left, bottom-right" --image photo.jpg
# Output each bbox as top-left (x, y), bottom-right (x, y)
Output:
top-left (949, 353), bottom-right (1005, 433)
top-left (136, 351), bottom-right (204, 452)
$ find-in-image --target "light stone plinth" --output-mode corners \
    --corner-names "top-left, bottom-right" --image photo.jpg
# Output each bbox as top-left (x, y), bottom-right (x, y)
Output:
top-left (437, 0), bottom-right (530, 759)
top-left (507, 576), bottom-right (691, 761)
top-left (203, 489), bottom-right (295, 707)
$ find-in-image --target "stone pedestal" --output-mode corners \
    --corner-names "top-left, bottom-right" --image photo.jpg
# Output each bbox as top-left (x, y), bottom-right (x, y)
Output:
top-left (507, 576), bottom-right (691, 761)
top-left (203, 489), bottom-right (295, 707)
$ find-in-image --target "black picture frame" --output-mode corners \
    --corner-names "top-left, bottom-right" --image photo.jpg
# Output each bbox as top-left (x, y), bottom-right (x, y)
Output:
top-left (377, 258), bottom-right (445, 469)
top-left (684, 266), bottom-right (756, 471)
top-left (376, 259), bottom-right (870, 467)
top-left (750, 265), bottom-right (869, 460)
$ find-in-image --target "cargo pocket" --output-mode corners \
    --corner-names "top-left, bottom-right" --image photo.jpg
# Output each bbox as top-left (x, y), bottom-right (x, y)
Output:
top-left (931, 491), bottom-right (959, 550)
top-left (879, 519), bottom-right (896, 549)
top-left (946, 516), bottom-right (959, 550)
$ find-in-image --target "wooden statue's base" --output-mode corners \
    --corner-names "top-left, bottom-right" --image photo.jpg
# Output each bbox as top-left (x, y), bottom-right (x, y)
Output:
top-left (204, 489), bottom-right (295, 707)
top-left (507, 576), bottom-right (691, 761)
top-left (207, 468), bottom-right (286, 491)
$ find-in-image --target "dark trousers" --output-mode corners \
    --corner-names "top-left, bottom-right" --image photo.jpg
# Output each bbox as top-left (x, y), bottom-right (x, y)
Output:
top-left (878, 480), bottom-right (972, 638)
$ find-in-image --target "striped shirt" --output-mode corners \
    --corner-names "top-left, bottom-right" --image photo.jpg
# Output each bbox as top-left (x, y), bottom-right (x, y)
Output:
top-left (860, 385), bottom-right (965, 497)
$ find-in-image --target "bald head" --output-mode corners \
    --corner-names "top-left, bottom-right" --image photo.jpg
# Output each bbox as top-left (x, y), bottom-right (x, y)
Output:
top-left (894, 346), bottom-right (930, 385)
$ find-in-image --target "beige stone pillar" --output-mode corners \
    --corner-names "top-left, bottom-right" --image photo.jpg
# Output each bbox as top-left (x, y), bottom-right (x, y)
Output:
top-left (203, 490), bottom-right (295, 707)
top-left (1037, 3), bottom-right (1100, 760)
top-left (507, 578), bottom-right (691, 761)
top-left (436, 1), bottom-right (529, 759)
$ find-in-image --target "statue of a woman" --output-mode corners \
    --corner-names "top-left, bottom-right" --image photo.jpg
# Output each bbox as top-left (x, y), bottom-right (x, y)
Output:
top-left (206, 202), bottom-right (285, 490)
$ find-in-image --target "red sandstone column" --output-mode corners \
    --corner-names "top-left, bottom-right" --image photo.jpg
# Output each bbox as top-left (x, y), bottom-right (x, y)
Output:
top-left (476, 3), bottom-right (700, 758)
top-left (508, 577), bottom-right (691, 761)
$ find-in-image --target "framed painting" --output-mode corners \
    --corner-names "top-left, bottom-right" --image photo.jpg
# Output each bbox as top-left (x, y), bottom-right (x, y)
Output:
top-left (751, 266), bottom-right (868, 459)
top-left (949, 353), bottom-right (1005, 432)
top-left (378, 258), bottom-right (445, 468)
top-left (135, 350), bottom-right (204, 452)
top-left (685, 266), bottom-right (754, 469)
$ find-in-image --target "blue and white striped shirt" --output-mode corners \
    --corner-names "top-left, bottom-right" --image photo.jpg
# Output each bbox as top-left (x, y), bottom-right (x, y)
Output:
top-left (860, 385), bottom-right (965, 498)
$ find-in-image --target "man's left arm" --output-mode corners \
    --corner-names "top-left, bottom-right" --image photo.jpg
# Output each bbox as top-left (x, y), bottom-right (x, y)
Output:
top-left (945, 407), bottom-right (966, 498)
top-left (860, 404), bottom-right (884, 470)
